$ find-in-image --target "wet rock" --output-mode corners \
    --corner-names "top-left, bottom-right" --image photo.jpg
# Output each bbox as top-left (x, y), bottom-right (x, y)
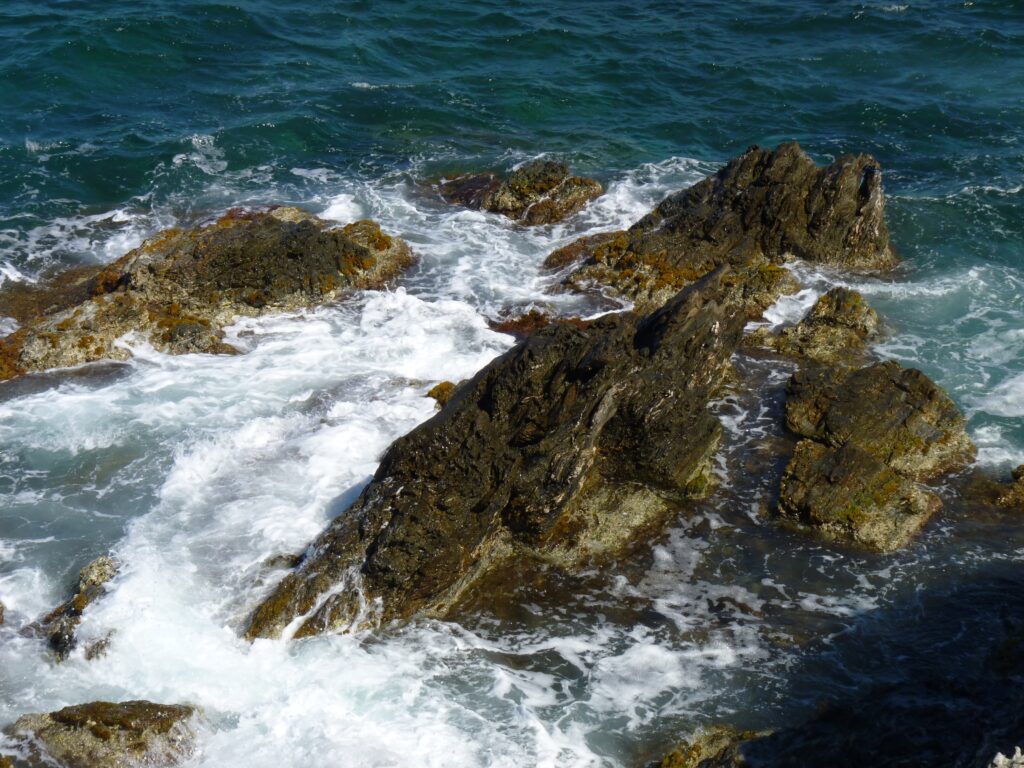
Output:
top-left (486, 309), bottom-right (594, 341)
top-left (0, 599), bottom-right (5, 626)
top-left (747, 287), bottom-right (880, 365)
top-left (778, 440), bottom-right (941, 552)
top-left (425, 380), bottom-right (457, 408)
top-left (657, 726), bottom-right (767, 768)
top-left (544, 142), bottom-right (895, 314)
top-left (777, 361), bottom-right (975, 551)
top-left (3, 701), bottom-right (197, 768)
top-left (246, 267), bottom-right (745, 639)
top-left (0, 208), bottom-right (415, 382)
top-left (439, 160), bottom-right (602, 225)
top-left (29, 556), bottom-right (117, 662)
top-left (997, 465), bottom-right (1024, 510)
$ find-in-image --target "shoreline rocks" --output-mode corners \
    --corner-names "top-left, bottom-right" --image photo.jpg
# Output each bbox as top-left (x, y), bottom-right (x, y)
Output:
top-left (777, 361), bottom-right (975, 551)
top-left (543, 141), bottom-right (895, 314)
top-left (246, 267), bottom-right (745, 639)
top-left (438, 159), bottom-right (602, 225)
top-left (27, 555), bottom-right (117, 662)
top-left (0, 207), bottom-right (415, 382)
top-left (3, 701), bottom-right (197, 768)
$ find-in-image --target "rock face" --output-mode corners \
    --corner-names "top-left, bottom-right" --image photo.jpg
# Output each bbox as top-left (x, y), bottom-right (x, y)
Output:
top-left (747, 287), bottom-right (880, 365)
top-left (0, 208), bottom-right (415, 381)
top-left (29, 556), bottom-right (117, 661)
top-left (246, 267), bottom-right (745, 639)
top-left (3, 701), bottom-right (197, 768)
top-left (438, 160), bottom-right (602, 225)
top-left (777, 361), bottom-right (975, 551)
top-left (543, 142), bottom-right (895, 313)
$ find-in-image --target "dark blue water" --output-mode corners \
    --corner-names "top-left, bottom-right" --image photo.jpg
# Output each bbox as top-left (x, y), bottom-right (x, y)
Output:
top-left (1, 3), bottom-right (1023, 766)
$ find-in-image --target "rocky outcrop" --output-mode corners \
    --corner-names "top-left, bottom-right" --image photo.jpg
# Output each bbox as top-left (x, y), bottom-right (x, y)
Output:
top-left (747, 287), bottom-right (880, 365)
top-left (544, 142), bottom-right (895, 314)
top-left (246, 267), bottom-right (745, 639)
top-left (0, 208), bottom-right (415, 381)
top-left (28, 556), bottom-right (117, 661)
top-left (998, 465), bottom-right (1024, 510)
top-left (3, 701), bottom-right (197, 768)
top-left (657, 726), bottom-right (766, 768)
top-left (777, 361), bottom-right (975, 551)
top-left (438, 160), bottom-right (602, 225)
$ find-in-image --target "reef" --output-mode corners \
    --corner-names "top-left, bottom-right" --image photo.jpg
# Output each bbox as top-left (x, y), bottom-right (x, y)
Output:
top-left (0, 208), bottom-right (414, 382)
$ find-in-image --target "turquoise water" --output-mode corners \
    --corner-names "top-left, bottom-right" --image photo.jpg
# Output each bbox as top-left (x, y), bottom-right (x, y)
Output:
top-left (1, 2), bottom-right (1023, 766)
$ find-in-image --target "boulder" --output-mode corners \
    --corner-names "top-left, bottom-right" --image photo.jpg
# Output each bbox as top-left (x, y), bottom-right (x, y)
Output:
top-left (544, 142), bottom-right (895, 313)
top-left (438, 160), bottom-right (602, 225)
top-left (657, 726), bottom-right (766, 768)
top-left (747, 287), bottom-right (880, 365)
top-left (246, 267), bottom-right (745, 639)
top-left (27, 556), bottom-right (117, 662)
top-left (998, 465), bottom-right (1024, 510)
top-left (0, 208), bottom-right (415, 382)
top-left (3, 701), bottom-right (197, 768)
top-left (425, 381), bottom-right (457, 408)
top-left (777, 361), bottom-right (975, 551)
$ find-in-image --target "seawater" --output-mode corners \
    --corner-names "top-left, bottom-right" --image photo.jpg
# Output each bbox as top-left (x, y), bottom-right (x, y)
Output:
top-left (0, 2), bottom-right (1022, 766)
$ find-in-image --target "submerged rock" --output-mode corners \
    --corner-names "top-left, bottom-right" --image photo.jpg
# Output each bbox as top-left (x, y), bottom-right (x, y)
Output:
top-left (0, 208), bottom-right (415, 381)
top-left (246, 267), bottom-right (745, 639)
top-left (544, 141), bottom-right (895, 313)
top-left (3, 701), bottom-right (197, 768)
top-left (777, 361), bottom-right (975, 551)
top-left (998, 465), bottom-right (1024, 510)
top-left (747, 287), bottom-right (880, 365)
top-left (438, 160), bottom-right (602, 225)
top-left (28, 556), bottom-right (117, 662)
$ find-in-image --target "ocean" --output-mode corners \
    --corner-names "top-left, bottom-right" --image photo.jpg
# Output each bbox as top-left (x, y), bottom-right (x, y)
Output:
top-left (1, 2), bottom-right (1022, 765)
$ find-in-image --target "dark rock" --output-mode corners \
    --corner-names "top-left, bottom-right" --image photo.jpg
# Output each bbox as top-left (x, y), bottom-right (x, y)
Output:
top-left (747, 287), bottom-right (880, 365)
top-left (0, 208), bottom-right (415, 382)
top-left (777, 361), bottom-right (974, 551)
top-left (0, 600), bottom-right (4, 627)
top-left (544, 142), bottom-right (895, 314)
top-left (998, 465), bottom-right (1024, 510)
top-left (439, 160), bottom-right (602, 225)
top-left (246, 267), bottom-right (745, 639)
top-left (3, 701), bottom-right (197, 768)
top-left (28, 556), bottom-right (117, 662)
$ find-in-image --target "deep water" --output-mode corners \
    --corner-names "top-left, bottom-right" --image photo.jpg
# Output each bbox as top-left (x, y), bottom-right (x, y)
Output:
top-left (1, 2), bottom-right (1023, 766)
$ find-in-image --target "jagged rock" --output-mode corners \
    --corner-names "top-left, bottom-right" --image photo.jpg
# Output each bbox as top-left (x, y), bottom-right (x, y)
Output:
top-left (543, 142), bottom-right (895, 313)
top-left (425, 381), bottom-right (457, 408)
top-left (28, 556), bottom-right (117, 662)
top-left (658, 726), bottom-right (767, 768)
top-left (0, 208), bottom-right (415, 382)
top-left (3, 701), bottom-right (197, 768)
top-left (777, 361), bottom-right (975, 551)
top-left (747, 287), bottom-right (880, 365)
top-left (246, 267), bottom-right (745, 639)
top-left (779, 440), bottom-right (941, 552)
top-left (438, 160), bottom-right (602, 225)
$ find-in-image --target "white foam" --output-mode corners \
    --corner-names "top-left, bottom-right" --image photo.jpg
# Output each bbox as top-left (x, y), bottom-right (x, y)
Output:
top-left (320, 192), bottom-right (365, 223)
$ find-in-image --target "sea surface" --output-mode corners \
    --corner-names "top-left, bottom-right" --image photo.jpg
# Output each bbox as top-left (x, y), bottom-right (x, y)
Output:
top-left (0, 2), bottom-right (1023, 766)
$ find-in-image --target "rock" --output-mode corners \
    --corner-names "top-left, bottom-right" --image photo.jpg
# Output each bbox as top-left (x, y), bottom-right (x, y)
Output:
top-left (0, 208), bottom-right (415, 382)
top-left (486, 309), bottom-right (594, 341)
top-left (3, 701), bottom-right (197, 768)
top-left (747, 287), bottom-right (880, 365)
top-left (658, 726), bottom-right (766, 768)
top-left (777, 361), bottom-right (975, 551)
top-left (439, 160), bottom-right (602, 225)
top-left (0, 600), bottom-right (4, 627)
top-left (246, 267), bottom-right (745, 639)
top-left (425, 381), bottom-right (457, 408)
top-left (998, 465), bottom-right (1024, 509)
top-left (544, 142), bottom-right (895, 314)
top-left (28, 556), bottom-right (117, 662)
top-left (778, 440), bottom-right (941, 552)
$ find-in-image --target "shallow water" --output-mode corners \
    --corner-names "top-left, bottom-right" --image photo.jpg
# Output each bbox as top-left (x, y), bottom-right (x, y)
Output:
top-left (1, 2), bottom-right (1023, 766)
